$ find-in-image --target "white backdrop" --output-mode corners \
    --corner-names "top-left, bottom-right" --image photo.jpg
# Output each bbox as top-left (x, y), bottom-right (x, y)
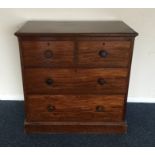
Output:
top-left (0, 8), bottom-right (155, 102)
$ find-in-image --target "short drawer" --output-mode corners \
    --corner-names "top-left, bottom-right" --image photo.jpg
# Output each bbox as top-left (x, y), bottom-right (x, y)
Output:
top-left (21, 41), bottom-right (74, 67)
top-left (24, 68), bottom-right (128, 94)
top-left (26, 95), bottom-right (124, 122)
top-left (78, 40), bottom-right (131, 67)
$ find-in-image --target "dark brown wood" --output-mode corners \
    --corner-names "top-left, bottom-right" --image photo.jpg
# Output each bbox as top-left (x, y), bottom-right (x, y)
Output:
top-left (26, 95), bottom-right (124, 122)
top-left (15, 21), bottom-right (138, 133)
top-left (15, 21), bottom-right (138, 37)
top-left (21, 40), bottom-right (74, 67)
top-left (25, 121), bottom-right (127, 133)
top-left (24, 68), bottom-right (128, 94)
top-left (123, 38), bottom-right (135, 120)
top-left (18, 36), bottom-right (133, 42)
top-left (78, 40), bottom-right (131, 67)
top-left (78, 40), bottom-right (131, 50)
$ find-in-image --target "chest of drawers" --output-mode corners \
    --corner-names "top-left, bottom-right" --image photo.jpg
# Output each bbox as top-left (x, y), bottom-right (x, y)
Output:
top-left (15, 21), bottom-right (138, 133)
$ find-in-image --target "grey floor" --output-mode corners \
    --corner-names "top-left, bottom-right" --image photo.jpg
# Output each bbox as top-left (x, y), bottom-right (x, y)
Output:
top-left (0, 101), bottom-right (155, 146)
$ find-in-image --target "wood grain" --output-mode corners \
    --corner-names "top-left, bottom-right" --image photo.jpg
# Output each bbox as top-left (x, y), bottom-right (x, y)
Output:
top-left (26, 95), bottom-right (124, 122)
top-left (21, 41), bottom-right (74, 67)
top-left (24, 68), bottom-right (128, 94)
top-left (78, 40), bottom-right (131, 67)
top-left (78, 40), bottom-right (131, 50)
top-left (25, 121), bottom-right (127, 133)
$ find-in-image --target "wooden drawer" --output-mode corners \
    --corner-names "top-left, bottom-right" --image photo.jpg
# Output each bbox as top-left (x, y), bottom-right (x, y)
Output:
top-left (26, 95), bottom-right (124, 122)
top-left (24, 68), bottom-right (128, 94)
top-left (21, 41), bottom-right (74, 67)
top-left (78, 40), bottom-right (131, 67)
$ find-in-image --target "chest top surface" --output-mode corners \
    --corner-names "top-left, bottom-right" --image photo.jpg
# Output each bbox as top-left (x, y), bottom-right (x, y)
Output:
top-left (15, 21), bottom-right (138, 37)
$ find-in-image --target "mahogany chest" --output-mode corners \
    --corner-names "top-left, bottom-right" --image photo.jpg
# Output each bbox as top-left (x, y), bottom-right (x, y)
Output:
top-left (15, 21), bottom-right (138, 133)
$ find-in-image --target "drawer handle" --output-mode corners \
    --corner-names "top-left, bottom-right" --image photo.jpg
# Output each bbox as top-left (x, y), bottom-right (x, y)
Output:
top-left (47, 105), bottom-right (55, 112)
top-left (99, 50), bottom-right (108, 58)
top-left (44, 50), bottom-right (53, 58)
top-left (45, 78), bottom-right (54, 85)
top-left (96, 106), bottom-right (104, 112)
top-left (97, 78), bottom-right (106, 85)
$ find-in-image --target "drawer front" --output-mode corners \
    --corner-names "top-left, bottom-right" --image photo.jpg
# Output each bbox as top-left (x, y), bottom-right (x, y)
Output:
top-left (21, 41), bottom-right (74, 67)
top-left (78, 40), bottom-right (131, 67)
top-left (26, 95), bottom-right (124, 122)
top-left (24, 68), bottom-right (128, 94)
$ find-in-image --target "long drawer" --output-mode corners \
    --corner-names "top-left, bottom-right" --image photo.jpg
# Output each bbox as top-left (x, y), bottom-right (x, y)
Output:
top-left (26, 95), bottom-right (124, 122)
top-left (24, 68), bottom-right (128, 94)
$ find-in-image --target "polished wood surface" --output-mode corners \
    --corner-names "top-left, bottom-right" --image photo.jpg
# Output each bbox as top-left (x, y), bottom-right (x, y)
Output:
top-left (78, 40), bottom-right (131, 50)
top-left (15, 21), bottom-right (138, 133)
top-left (21, 39), bottom-right (132, 68)
top-left (24, 68), bottom-right (128, 94)
top-left (21, 41), bottom-right (74, 67)
top-left (25, 121), bottom-right (127, 133)
top-left (15, 21), bottom-right (138, 37)
top-left (26, 95), bottom-right (124, 122)
top-left (78, 40), bottom-right (131, 67)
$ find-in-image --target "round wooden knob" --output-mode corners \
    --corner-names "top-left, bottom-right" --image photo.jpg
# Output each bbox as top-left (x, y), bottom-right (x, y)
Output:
top-left (47, 105), bottom-right (55, 112)
top-left (45, 78), bottom-right (54, 85)
top-left (97, 78), bottom-right (106, 85)
top-left (44, 50), bottom-right (53, 58)
top-left (99, 50), bottom-right (108, 58)
top-left (96, 106), bottom-right (104, 112)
